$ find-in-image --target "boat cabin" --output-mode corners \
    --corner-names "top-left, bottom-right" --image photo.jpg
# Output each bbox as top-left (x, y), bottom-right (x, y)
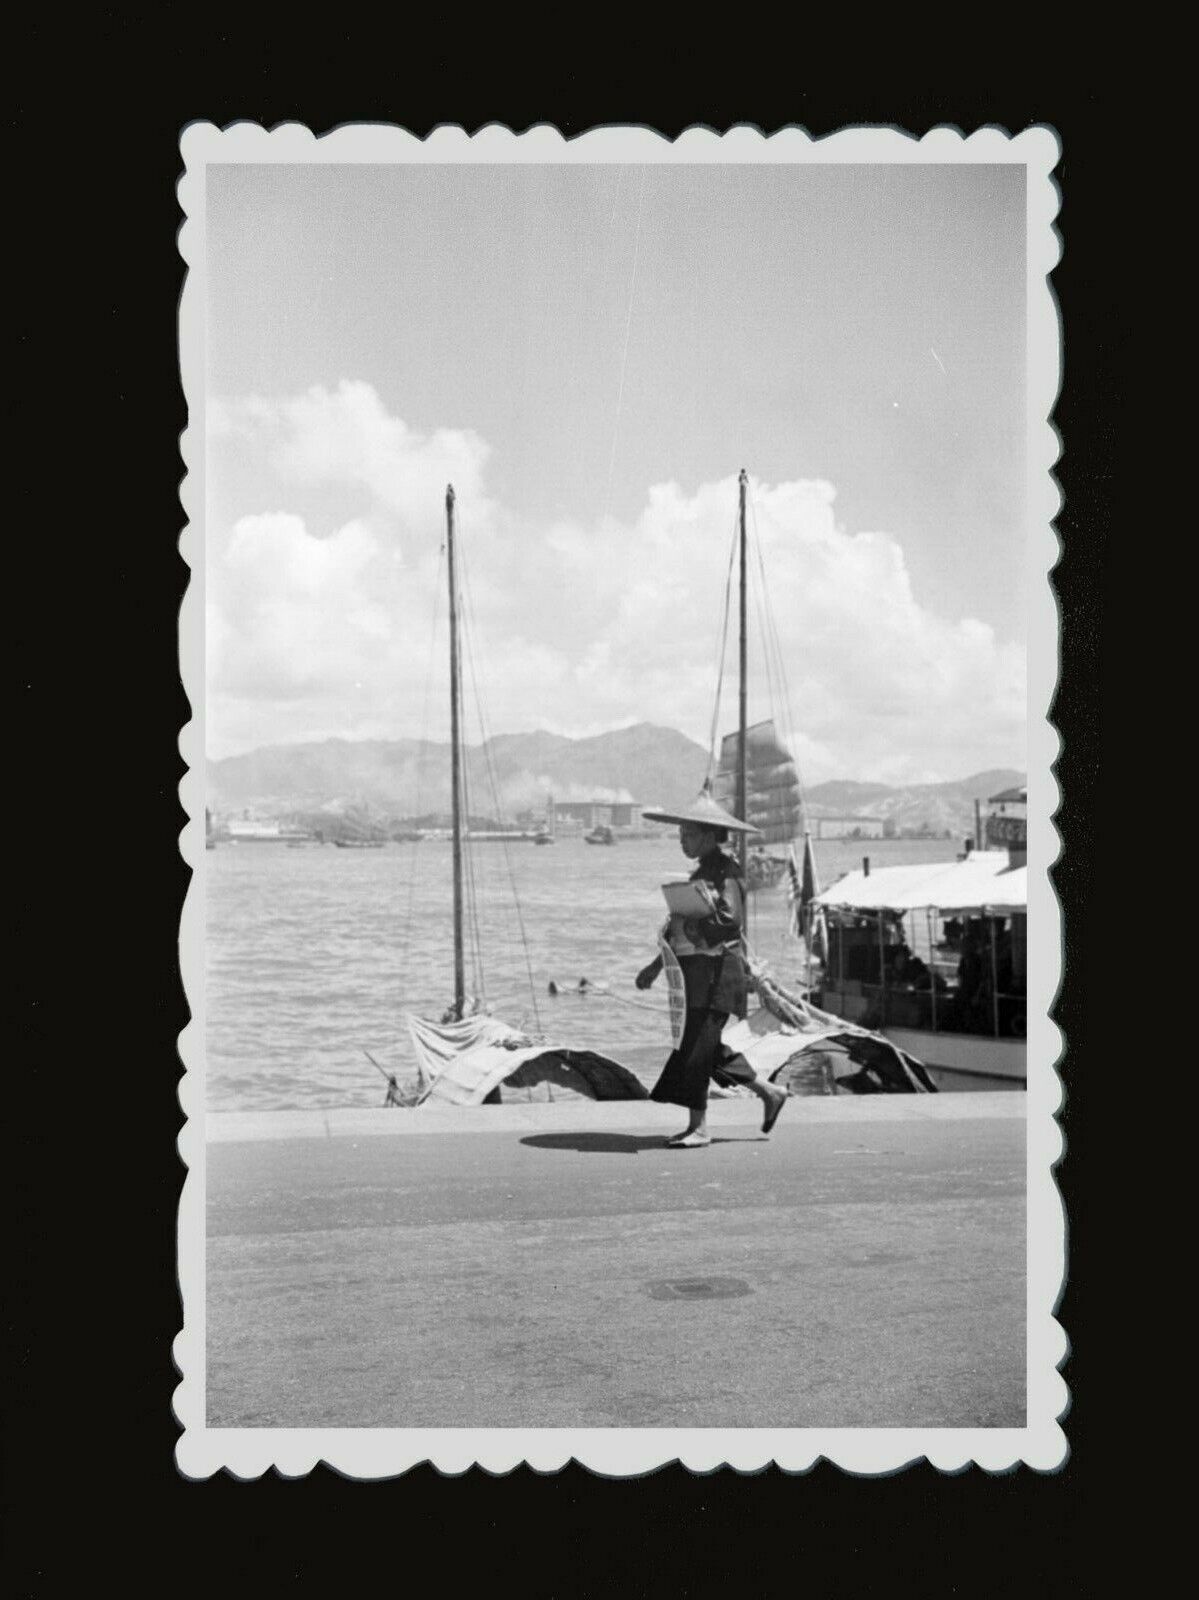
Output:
top-left (811, 850), bottom-right (1027, 1081)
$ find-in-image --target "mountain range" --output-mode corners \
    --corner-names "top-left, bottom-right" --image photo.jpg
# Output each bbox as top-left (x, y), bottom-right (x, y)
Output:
top-left (207, 726), bottom-right (1024, 839)
top-left (207, 725), bottom-right (706, 817)
top-left (802, 771), bottom-right (1026, 838)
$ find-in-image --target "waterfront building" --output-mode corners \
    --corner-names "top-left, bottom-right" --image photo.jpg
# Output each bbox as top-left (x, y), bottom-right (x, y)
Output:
top-left (984, 787), bottom-right (1027, 851)
top-left (552, 799), bottom-right (638, 830)
top-left (814, 815), bottom-right (887, 840)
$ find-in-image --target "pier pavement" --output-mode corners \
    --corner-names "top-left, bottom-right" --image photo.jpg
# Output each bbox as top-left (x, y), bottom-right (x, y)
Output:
top-left (206, 1093), bottom-right (1026, 1429)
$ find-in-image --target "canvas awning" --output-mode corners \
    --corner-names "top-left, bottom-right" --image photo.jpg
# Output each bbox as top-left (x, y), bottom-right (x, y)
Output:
top-left (814, 851), bottom-right (1027, 915)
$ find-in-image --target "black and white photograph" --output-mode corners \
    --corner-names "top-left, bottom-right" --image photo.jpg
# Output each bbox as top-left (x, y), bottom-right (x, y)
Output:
top-left (175, 123), bottom-right (1065, 1476)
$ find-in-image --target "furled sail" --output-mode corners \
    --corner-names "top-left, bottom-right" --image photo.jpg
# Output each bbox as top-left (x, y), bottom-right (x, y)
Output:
top-left (712, 720), bottom-right (803, 845)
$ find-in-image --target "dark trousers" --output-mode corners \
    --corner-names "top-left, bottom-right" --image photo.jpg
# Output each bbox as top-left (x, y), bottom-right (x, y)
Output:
top-left (650, 1007), bottom-right (757, 1112)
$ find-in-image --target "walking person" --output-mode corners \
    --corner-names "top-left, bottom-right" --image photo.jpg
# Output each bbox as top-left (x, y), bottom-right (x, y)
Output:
top-left (636, 786), bottom-right (788, 1148)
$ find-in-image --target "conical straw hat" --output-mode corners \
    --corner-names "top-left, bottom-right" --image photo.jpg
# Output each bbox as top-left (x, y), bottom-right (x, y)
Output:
top-left (642, 782), bottom-right (761, 834)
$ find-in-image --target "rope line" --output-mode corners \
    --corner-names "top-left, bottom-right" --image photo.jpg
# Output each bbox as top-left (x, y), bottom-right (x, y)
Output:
top-left (746, 483), bottom-right (819, 965)
top-left (396, 539), bottom-right (445, 1006)
top-left (546, 981), bottom-right (670, 1018)
top-left (456, 521), bottom-right (543, 1031)
top-left (448, 543), bottom-right (486, 1009)
top-left (748, 486), bottom-right (809, 812)
top-left (705, 511), bottom-right (740, 781)
top-left (459, 568), bottom-right (531, 1015)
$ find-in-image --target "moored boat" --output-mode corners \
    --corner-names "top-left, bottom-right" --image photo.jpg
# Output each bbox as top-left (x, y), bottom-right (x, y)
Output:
top-left (746, 850), bottom-right (788, 890)
top-left (638, 468), bottom-right (937, 1097)
top-left (377, 486), bottom-right (647, 1108)
top-left (533, 795), bottom-right (556, 843)
top-left (811, 850), bottom-right (1027, 1082)
top-left (225, 820), bottom-right (313, 844)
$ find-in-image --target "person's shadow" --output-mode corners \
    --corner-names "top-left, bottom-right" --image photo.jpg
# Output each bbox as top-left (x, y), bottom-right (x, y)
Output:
top-left (520, 1132), bottom-right (742, 1155)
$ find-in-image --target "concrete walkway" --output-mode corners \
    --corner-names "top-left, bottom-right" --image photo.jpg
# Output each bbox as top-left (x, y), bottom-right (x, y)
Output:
top-left (206, 1094), bottom-right (1026, 1430)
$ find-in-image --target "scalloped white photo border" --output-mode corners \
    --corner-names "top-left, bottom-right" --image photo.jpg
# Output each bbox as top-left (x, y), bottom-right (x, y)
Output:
top-left (175, 121), bottom-right (1066, 1478)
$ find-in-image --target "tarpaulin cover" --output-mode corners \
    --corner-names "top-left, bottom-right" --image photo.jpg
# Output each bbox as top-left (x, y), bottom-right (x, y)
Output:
top-left (404, 1012), bottom-right (648, 1106)
top-left (814, 851), bottom-right (1027, 914)
top-left (719, 976), bottom-right (936, 1094)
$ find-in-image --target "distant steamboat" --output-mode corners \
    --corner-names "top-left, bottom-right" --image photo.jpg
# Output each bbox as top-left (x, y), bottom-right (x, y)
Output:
top-left (224, 821), bottom-right (313, 845)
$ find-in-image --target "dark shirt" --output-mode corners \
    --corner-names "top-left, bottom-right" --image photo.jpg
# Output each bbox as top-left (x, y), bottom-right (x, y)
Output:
top-left (675, 848), bottom-right (749, 1018)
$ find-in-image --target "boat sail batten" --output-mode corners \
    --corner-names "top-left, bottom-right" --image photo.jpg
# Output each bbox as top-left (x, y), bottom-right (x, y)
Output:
top-left (712, 720), bottom-right (805, 848)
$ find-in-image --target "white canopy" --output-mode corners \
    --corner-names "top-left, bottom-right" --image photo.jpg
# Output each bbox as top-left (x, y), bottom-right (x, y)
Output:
top-left (814, 851), bottom-right (1026, 915)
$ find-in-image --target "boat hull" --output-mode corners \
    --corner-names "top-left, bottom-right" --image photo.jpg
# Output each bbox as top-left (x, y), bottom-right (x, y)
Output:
top-left (224, 834), bottom-right (312, 844)
top-left (815, 987), bottom-right (1026, 1081)
top-left (884, 1027), bottom-right (1025, 1083)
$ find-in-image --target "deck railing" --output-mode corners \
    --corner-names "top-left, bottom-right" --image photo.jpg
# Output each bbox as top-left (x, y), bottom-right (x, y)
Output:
top-left (821, 979), bottom-right (1026, 1040)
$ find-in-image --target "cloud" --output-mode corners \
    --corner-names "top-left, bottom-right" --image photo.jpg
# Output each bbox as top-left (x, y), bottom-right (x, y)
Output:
top-left (206, 383), bottom-right (1025, 782)
top-left (212, 381), bottom-right (493, 522)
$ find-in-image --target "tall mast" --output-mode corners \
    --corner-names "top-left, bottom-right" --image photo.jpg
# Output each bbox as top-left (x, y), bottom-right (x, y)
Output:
top-left (737, 467), bottom-right (749, 881)
top-left (446, 484), bottom-right (466, 1019)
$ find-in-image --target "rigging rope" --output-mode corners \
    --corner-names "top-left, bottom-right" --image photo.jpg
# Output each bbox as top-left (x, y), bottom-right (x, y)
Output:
top-left (443, 539), bottom-right (487, 1010)
top-left (456, 523), bottom-right (543, 1031)
top-left (546, 977), bottom-right (671, 1018)
top-left (456, 702), bottom-right (486, 1006)
top-left (748, 486), bottom-right (809, 813)
top-left (573, 988), bottom-right (667, 1017)
top-left (705, 510), bottom-right (740, 782)
top-left (746, 483), bottom-right (819, 966)
top-left (396, 540), bottom-right (445, 1007)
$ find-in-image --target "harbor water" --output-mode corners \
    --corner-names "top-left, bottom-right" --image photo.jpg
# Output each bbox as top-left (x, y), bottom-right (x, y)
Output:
top-left (203, 835), bottom-right (978, 1113)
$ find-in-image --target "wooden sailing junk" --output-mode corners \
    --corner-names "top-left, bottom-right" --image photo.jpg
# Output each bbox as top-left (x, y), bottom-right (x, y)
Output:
top-left (699, 469), bottom-right (935, 1094)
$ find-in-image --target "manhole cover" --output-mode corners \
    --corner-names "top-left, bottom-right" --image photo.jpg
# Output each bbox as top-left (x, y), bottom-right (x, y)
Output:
top-left (646, 1277), bottom-right (752, 1301)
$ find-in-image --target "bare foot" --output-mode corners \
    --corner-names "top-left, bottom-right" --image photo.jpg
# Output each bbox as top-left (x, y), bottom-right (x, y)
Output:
top-left (761, 1086), bottom-right (788, 1135)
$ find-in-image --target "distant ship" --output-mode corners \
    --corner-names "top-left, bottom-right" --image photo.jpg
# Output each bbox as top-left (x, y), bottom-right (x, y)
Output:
top-left (533, 796), bottom-right (556, 844)
top-left (225, 820), bottom-right (312, 845)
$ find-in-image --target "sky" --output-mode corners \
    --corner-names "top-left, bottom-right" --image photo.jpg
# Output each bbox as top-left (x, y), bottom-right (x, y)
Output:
top-left (204, 161), bottom-right (1028, 784)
